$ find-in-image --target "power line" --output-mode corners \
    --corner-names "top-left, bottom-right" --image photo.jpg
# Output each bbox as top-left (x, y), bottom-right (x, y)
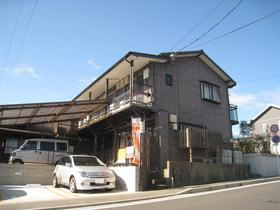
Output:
top-left (179, 0), bottom-right (244, 51)
top-left (190, 8), bottom-right (280, 49)
top-left (14, 0), bottom-right (39, 66)
top-left (170, 0), bottom-right (225, 51)
top-left (0, 0), bottom-right (24, 82)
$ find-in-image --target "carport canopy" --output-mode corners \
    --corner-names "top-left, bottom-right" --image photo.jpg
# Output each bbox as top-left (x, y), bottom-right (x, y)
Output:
top-left (0, 100), bottom-right (107, 126)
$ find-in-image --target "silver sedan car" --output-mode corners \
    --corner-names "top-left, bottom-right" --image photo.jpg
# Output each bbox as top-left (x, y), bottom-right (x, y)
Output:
top-left (53, 155), bottom-right (116, 193)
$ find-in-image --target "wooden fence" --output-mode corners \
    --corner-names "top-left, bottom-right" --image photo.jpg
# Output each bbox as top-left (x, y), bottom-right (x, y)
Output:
top-left (179, 127), bottom-right (223, 149)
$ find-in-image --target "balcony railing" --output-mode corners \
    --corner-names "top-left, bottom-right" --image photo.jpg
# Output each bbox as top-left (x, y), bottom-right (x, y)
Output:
top-left (78, 83), bottom-right (153, 128)
top-left (229, 104), bottom-right (238, 125)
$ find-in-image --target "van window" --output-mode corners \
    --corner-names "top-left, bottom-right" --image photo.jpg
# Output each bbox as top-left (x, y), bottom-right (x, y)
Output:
top-left (57, 143), bottom-right (67, 152)
top-left (23, 141), bottom-right (37, 150)
top-left (40, 142), bottom-right (55, 151)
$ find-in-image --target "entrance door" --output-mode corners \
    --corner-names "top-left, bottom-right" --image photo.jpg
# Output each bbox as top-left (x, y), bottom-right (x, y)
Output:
top-left (142, 134), bottom-right (160, 171)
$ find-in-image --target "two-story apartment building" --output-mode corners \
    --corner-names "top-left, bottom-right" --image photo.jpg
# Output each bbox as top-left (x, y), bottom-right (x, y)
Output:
top-left (0, 50), bottom-right (240, 189)
top-left (74, 50), bottom-right (238, 175)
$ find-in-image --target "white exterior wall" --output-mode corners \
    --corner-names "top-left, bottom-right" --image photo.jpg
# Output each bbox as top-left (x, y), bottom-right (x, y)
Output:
top-left (243, 153), bottom-right (280, 177)
top-left (110, 166), bottom-right (140, 192)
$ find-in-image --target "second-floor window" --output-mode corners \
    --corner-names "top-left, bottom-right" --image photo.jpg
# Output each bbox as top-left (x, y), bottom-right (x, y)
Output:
top-left (200, 81), bottom-right (220, 103)
top-left (166, 74), bottom-right (172, 86)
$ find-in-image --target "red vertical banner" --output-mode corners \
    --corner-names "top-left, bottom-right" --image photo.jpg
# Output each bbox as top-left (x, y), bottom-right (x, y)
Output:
top-left (131, 118), bottom-right (142, 166)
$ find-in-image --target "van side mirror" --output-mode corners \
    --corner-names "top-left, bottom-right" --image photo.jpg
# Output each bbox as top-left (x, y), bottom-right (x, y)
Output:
top-left (65, 163), bottom-right (72, 167)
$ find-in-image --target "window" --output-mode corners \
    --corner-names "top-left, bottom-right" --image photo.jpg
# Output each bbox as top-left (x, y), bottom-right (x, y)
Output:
top-left (65, 156), bottom-right (72, 165)
top-left (57, 157), bottom-right (65, 166)
top-left (200, 81), bottom-right (220, 103)
top-left (72, 156), bottom-right (103, 166)
top-left (57, 143), bottom-right (67, 152)
top-left (23, 141), bottom-right (37, 150)
top-left (165, 74), bottom-right (172, 86)
top-left (40, 142), bottom-right (55, 151)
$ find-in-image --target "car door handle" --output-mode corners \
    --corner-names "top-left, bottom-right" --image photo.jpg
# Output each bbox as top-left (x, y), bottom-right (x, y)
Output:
top-left (34, 151), bottom-right (38, 153)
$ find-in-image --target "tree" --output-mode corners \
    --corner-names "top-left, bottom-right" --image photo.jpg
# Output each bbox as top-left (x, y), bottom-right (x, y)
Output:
top-left (239, 120), bottom-right (252, 137)
top-left (232, 121), bottom-right (271, 154)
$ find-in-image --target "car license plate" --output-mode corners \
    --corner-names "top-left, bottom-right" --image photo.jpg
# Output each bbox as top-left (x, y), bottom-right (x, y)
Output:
top-left (95, 179), bottom-right (105, 184)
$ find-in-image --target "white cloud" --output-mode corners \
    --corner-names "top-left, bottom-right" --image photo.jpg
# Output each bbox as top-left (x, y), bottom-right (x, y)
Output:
top-left (230, 87), bottom-right (280, 123)
top-left (87, 58), bottom-right (101, 70)
top-left (229, 93), bottom-right (257, 107)
top-left (4, 65), bottom-right (40, 79)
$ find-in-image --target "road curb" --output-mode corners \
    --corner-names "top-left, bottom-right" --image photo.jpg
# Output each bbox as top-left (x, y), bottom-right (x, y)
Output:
top-left (177, 176), bottom-right (280, 195)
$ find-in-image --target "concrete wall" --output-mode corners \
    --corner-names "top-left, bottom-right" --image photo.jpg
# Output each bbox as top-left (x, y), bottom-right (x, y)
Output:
top-left (0, 163), bottom-right (55, 185)
top-left (243, 153), bottom-right (280, 177)
top-left (165, 161), bottom-right (250, 187)
top-left (110, 166), bottom-right (140, 192)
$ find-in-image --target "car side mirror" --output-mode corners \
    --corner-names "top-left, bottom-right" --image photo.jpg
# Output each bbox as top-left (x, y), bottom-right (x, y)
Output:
top-left (65, 163), bottom-right (72, 167)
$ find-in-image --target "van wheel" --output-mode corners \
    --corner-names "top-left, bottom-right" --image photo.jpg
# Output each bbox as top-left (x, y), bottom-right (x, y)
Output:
top-left (69, 177), bottom-right (77, 193)
top-left (13, 160), bottom-right (23, 164)
top-left (53, 175), bottom-right (59, 188)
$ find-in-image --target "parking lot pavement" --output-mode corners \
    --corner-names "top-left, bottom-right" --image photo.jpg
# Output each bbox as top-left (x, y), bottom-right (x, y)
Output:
top-left (0, 185), bottom-right (127, 207)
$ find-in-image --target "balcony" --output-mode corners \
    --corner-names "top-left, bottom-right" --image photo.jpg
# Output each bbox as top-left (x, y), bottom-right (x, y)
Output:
top-left (229, 104), bottom-right (239, 125)
top-left (78, 82), bottom-right (153, 129)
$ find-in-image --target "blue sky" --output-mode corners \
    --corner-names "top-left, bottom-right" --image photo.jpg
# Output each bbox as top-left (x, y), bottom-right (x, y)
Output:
top-left (0, 0), bottom-right (280, 135)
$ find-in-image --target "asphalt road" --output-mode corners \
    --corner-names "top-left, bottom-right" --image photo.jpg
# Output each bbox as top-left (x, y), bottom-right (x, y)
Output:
top-left (81, 181), bottom-right (280, 210)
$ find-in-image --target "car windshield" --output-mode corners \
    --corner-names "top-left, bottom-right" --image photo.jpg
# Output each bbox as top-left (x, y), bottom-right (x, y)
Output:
top-left (72, 156), bottom-right (104, 166)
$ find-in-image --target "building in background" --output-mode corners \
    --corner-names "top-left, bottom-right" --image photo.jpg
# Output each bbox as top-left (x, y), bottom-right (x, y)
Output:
top-left (251, 105), bottom-right (280, 154)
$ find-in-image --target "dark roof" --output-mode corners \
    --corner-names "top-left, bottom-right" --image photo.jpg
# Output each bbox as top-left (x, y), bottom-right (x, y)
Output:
top-left (251, 106), bottom-right (280, 124)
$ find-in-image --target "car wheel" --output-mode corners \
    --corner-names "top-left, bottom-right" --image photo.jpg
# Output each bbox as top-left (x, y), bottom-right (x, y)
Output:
top-left (53, 175), bottom-right (59, 188)
top-left (69, 177), bottom-right (77, 193)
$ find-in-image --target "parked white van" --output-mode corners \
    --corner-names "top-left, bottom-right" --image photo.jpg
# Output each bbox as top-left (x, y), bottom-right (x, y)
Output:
top-left (9, 138), bottom-right (70, 165)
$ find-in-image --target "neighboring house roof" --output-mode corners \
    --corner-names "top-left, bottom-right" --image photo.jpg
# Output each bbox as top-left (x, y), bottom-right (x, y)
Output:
top-left (73, 50), bottom-right (236, 101)
top-left (251, 105), bottom-right (280, 124)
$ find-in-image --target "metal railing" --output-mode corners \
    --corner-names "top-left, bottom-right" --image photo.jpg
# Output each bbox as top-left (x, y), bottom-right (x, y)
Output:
top-left (78, 83), bottom-right (153, 128)
top-left (229, 104), bottom-right (238, 125)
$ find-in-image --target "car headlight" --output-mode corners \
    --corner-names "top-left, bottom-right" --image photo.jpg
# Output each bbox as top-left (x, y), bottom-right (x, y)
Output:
top-left (11, 152), bottom-right (16, 157)
top-left (78, 171), bottom-right (88, 177)
top-left (109, 170), bottom-right (115, 177)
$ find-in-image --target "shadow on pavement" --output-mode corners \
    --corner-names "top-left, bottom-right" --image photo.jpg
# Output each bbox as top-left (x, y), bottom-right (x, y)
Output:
top-left (0, 186), bottom-right (27, 201)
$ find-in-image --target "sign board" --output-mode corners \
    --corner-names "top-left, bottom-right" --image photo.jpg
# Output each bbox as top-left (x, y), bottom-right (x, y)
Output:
top-left (126, 146), bottom-right (135, 159)
top-left (117, 148), bottom-right (126, 164)
top-left (270, 124), bottom-right (279, 134)
top-left (272, 135), bottom-right (280, 144)
top-left (131, 117), bottom-right (143, 166)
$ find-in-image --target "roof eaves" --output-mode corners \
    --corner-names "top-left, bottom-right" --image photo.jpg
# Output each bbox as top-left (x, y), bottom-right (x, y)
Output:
top-left (73, 52), bottom-right (167, 101)
top-left (198, 51), bottom-right (236, 88)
